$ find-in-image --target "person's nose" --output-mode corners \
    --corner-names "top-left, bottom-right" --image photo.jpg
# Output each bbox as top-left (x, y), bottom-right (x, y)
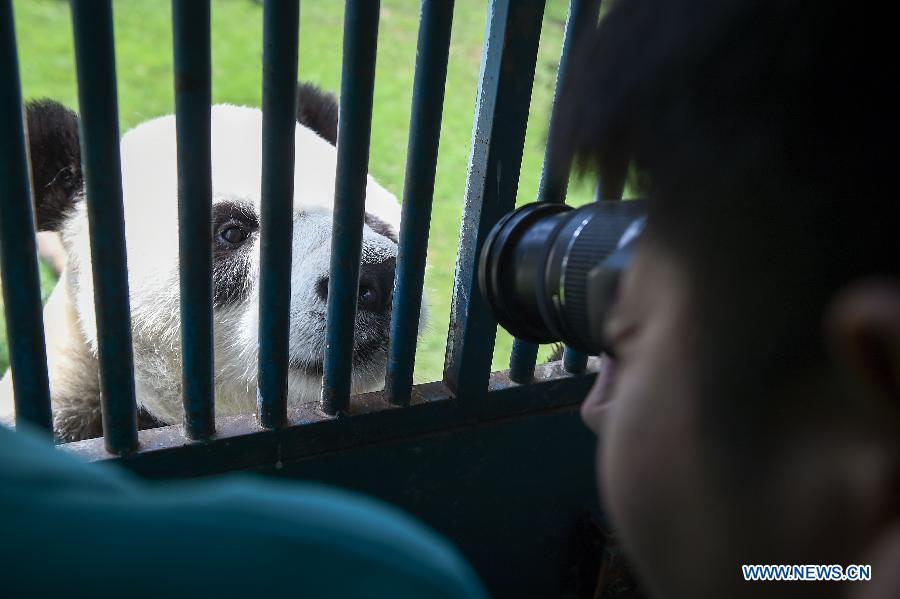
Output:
top-left (315, 257), bottom-right (396, 315)
top-left (580, 355), bottom-right (618, 436)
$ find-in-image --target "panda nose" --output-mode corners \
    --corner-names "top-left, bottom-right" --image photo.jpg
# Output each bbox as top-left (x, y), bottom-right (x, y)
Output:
top-left (315, 257), bottom-right (395, 314)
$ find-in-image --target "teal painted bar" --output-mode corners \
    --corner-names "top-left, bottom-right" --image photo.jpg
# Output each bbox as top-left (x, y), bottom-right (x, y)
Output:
top-left (173, 0), bottom-right (215, 440)
top-left (70, 0), bottom-right (138, 454)
top-left (384, 0), bottom-right (455, 406)
top-left (443, 0), bottom-right (546, 403)
top-left (322, 0), bottom-right (381, 416)
top-left (509, 0), bottom-right (602, 382)
top-left (561, 151), bottom-right (630, 374)
top-left (257, 0), bottom-right (300, 429)
top-left (0, 0), bottom-right (53, 433)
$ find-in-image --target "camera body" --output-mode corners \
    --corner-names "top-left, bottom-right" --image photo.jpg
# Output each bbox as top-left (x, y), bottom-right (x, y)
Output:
top-left (479, 200), bottom-right (645, 355)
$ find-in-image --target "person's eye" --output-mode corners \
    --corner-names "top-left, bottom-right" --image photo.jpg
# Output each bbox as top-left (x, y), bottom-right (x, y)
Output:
top-left (219, 225), bottom-right (249, 246)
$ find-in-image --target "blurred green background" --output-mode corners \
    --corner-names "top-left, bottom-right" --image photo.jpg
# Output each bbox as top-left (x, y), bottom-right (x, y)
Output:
top-left (1, 0), bottom-right (596, 383)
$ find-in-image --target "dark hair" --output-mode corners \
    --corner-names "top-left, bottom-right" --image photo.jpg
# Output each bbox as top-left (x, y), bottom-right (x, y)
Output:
top-left (558, 0), bottom-right (899, 380)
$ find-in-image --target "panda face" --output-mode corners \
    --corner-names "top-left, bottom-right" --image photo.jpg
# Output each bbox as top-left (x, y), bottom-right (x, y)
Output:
top-left (51, 102), bottom-right (415, 423)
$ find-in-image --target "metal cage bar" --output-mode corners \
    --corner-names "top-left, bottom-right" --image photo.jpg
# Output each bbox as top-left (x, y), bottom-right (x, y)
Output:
top-left (384, 0), bottom-right (455, 407)
top-left (1, 0), bottom-right (600, 453)
top-left (257, 0), bottom-right (300, 429)
top-left (321, 0), bottom-right (381, 416)
top-left (172, 0), bottom-right (215, 440)
top-left (0, 0), bottom-right (53, 433)
top-left (70, 0), bottom-right (139, 454)
top-left (596, 158), bottom-right (628, 202)
top-left (508, 0), bottom-right (601, 383)
top-left (561, 123), bottom-right (630, 375)
top-left (561, 346), bottom-right (588, 373)
top-left (443, 0), bottom-right (545, 403)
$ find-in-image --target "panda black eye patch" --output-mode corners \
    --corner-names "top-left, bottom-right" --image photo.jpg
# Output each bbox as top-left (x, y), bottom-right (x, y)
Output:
top-left (211, 201), bottom-right (258, 308)
top-left (212, 201), bottom-right (258, 250)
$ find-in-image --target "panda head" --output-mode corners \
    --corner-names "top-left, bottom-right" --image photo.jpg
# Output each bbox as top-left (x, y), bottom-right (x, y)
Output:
top-left (26, 85), bottom-right (419, 423)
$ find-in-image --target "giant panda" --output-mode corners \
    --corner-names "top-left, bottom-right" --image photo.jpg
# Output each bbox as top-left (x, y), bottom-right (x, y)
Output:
top-left (0, 83), bottom-right (420, 442)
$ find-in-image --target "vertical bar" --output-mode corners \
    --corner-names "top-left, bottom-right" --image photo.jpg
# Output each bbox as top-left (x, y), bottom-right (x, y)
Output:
top-left (562, 346), bottom-right (587, 373)
top-left (595, 156), bottom-right (628, 201)
top-left (0, 0), bottom-right (53, 433)
top-left (384, 0), bottom-right (455, 406)
top-left (71, 0), bottom-right (138, 453)
top-left (538, 0), bottom-right (601, 205)
top-left (173, 0), bottom-right (214, 439)
top-left (257, 0), bottom-right (300, 429)
top-left (509, 0), bottom-right (601, 383)
top-left (443, 0), bottom-right (546, 402)
top-left (321, 0), bottom-right (381, 416)
top-left (561, 129), bottom-right (629, 375)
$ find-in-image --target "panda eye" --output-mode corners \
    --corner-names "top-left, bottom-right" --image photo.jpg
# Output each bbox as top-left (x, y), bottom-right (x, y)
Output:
top-left (219, 224), bottom-right (249, 246)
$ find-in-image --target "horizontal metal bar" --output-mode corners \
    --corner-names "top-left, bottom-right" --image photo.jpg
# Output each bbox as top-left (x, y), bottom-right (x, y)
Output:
top-left (509, 0), bottom-right (602, 383)
top-left (321, 0), bottom-right (381, 416)
top-left (0, 0), bottom-right (53, 433)
top-left (384, 0), bottom-right (455, 406)
top-left (172, 0), bottom-right (215, 440)
top-left (64, 359), bottom-right (600, 467)
top-left (71, 0), bottom-right (138, 454)
top-left (257, 0), bottom-right (300, 430)
top-left (443, 0), bottom-right (546, 403)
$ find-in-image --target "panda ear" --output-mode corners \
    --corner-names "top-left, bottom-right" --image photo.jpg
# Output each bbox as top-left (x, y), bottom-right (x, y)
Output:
top-left (296, 82), bottom-right (338, 146)
top-left (25, 99), bottom-right (83, 232)
top-left (364, 212), bottom-right (398, 244)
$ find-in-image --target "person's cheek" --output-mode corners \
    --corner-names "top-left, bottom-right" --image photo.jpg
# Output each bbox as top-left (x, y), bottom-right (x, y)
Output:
top-left (597, 367), bottom-right (659, 529)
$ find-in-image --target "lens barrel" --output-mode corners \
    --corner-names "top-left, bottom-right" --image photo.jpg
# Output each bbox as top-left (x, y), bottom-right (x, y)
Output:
top-left (479, 200), bottom-right (646, 355)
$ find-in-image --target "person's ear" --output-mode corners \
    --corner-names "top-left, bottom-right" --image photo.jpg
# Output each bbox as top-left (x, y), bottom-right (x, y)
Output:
top-left (828, 279), bottom-right (900, 599)
top-left (827, 279), bottom-right (900, 406)
top-left (852, 522), bottom-right (900, 599)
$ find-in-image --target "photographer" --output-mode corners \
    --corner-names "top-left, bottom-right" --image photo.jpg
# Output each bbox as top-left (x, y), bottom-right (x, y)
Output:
top-left (559, 1), bottom-right (900, 597)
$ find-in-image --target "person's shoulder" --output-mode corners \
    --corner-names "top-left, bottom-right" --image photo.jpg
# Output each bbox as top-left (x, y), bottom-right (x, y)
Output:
top-left (0, 424), bottom-right (489, 598)
top-left (0, 420), bottom-right (133, 494)
top-left (206, 477), bottom-right (490, 598)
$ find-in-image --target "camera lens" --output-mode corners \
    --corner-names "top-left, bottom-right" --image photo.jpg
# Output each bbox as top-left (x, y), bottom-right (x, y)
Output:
top-left (479, 200), bottom-right (646, 355)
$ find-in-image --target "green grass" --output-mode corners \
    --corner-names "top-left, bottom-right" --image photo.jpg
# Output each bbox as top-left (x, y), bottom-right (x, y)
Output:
top-left (2, 0), bottom-right (594, 382)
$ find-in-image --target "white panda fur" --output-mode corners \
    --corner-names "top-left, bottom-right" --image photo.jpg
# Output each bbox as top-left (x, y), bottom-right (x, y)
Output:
top-left (1, 88), bottom-right (424, 441)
